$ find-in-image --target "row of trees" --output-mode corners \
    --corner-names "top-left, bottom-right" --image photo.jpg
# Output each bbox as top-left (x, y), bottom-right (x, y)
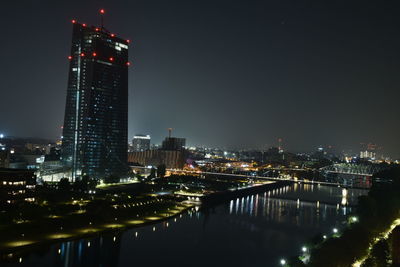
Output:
top-left (57, 175), bottom-right (98, 192)
top-left (56, 163), bottom-right (169, 193)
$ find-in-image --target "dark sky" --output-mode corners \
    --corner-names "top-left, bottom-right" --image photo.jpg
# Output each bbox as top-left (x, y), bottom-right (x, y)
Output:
top-left (1, 0), bottom-right (400, 157)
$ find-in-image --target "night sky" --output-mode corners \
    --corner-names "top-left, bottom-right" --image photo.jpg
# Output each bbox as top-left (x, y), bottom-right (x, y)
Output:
top-left (1, 1), bottom-right (400, 157)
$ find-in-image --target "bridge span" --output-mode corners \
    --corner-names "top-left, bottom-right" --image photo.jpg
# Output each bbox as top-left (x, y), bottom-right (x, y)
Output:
top-left (131, 166), bottom-right (371, 189)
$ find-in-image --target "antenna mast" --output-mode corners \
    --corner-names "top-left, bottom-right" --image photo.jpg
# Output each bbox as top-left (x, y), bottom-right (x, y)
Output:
top-left (100, 9), bottom-right (105, 30)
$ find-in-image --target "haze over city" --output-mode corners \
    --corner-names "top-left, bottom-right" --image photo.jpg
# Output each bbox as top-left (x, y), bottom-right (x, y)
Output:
top-left (1, 0), bottom-right (399, 157)
top-left (1, 1), bottom-right (400, 267)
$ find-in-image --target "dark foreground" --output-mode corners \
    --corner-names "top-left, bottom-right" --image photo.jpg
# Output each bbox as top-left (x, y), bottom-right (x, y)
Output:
top-left (1, 184), bottom-right (365, 267)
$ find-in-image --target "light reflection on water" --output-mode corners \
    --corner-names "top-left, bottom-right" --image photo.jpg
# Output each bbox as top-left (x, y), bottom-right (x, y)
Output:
top-left (4, 184), bottom-right (367, 267)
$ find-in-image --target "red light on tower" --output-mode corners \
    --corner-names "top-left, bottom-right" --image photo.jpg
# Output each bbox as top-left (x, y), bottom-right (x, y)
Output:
top-left (126, 62), bottom-right (131, 66)
top-left (82, 23), bottom-right (86, 27)
top-left (110, 33), bottom-right (115, 37)
top-left (80, 53), bottom-right (85, 57)
top-left (126, 39), bottom-right (130, 43)
top-left (71, 19), bottom-right (76, 24)
top-left (100, 9), bottom-right (105, 14)
top-left (92, 52), bottom-right (97, 57)
top-left (109, 57), bottom-right (114, 61)
top-left (95, 28), bottom-right (99, 32)
top-left (68, 56), bottom-right (72, 60)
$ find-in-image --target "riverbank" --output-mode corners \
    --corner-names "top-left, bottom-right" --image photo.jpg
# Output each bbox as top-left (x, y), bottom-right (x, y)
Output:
top-left (285, 167), bottom-right (400, 267)
top-left (0, 178), bottom-right (289, 261)
top-left (1, 181), bottom-right (355, 267)
top-left (0, 200), bottom-right (194, 257)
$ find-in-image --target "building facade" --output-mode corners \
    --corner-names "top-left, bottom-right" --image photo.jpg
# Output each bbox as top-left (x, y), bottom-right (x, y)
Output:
top-left (128, 150), bottom-right (186, 169)
top-left (132, 135), bottom-right (151, 152)
top-left (0, 168), bottom-right (36, 206)
top-left (161, 137), bottom-right (186, 151)
top-left (61, 21), bottom-right (129, 180)
top-left (0, 150), bottom-right (10, 168)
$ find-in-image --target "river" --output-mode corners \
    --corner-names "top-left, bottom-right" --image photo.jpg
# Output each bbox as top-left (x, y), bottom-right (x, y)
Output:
top-left (2, 184), bottom-right (367, 267)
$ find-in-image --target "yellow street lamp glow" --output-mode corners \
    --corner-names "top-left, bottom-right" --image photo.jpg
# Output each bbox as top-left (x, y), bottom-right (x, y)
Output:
top-left (48, 233), bottom-right (72, 239)
top-left (6, 240), bottom-right (35, 247)
top-left (126, 220), bottom-right (145, 225)
top-left (145, 216), bottom-right (161, 221)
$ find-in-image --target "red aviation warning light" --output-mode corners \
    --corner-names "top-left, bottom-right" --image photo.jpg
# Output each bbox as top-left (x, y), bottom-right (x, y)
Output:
top-left (109, 57), bottom-right (114, 61)
top-left (100, 9), bottom-right (105, 14)
top-left (80, 53), bottom-right (85, 57)
top-left (110, 33), bottom-right (115, 37)
top-left (82, 23), bottom-right (86, 27)
top-left (126, 62), bottom-right (131, 66)
top-left (126, 39), bottom-right (130, 43)
top-left (92, 52), bottom-right (97, 57)
top-left (95, 27), bottom-right (100, 32)
top-left (71, 19), bottom-right (76, 24)
top-left (68, 56), bottom-right (72, 60)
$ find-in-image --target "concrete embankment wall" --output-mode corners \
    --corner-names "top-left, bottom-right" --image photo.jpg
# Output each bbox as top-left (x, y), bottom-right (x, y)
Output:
top-left (201, 181), bottom-right (292, 206)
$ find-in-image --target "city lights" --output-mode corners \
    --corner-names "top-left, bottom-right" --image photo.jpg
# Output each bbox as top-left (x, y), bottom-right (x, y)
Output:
top-left (1, 5), bottom-right (398, 267)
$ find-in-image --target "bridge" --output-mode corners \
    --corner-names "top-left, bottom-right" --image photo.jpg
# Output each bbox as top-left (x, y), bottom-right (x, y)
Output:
top-left (132, 166), bottom-right (370, 189)
top-left (319, 163), bottom-right (386, 176)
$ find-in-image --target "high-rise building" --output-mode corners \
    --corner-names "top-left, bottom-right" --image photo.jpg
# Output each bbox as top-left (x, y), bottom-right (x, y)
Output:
top-left (162, 137), bottom-right (186, 151)
top-left (360, 150), bottom-right (376, 160)
top-left (61, 16), bottom-right (129, 180)
top-left (132, 135), bottom-right (151, 152)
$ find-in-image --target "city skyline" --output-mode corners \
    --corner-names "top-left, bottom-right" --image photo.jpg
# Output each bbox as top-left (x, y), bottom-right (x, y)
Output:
top-left (0, 1), bottom-right (399, 157)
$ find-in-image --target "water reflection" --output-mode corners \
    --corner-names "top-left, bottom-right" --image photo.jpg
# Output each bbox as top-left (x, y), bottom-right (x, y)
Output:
top-left (3, 184), bottom-right (367, 267)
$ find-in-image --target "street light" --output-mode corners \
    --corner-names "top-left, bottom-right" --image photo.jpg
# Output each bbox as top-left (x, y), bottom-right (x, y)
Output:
top-left (333, 228), bottom-right (338, 234)
top-left (280, 259), bottom-right (286, 265)
top-left (302, 246), bottom-right (307, 252)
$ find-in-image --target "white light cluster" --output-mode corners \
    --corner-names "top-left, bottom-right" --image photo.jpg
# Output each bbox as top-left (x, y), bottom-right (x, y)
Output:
top-left (115, 42), bottom-right (128, 51)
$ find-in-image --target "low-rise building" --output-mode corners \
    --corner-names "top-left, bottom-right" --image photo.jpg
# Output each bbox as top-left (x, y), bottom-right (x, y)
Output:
top-left (128, 150), bottom-right (186, 169)
top-left (0, 168), bottom-right (36, 205)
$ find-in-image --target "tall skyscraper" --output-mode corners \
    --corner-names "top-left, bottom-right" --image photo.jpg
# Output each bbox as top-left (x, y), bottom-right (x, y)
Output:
top-left (61, 15), bottom-right (129, 180)
top-left (132, 135), bottom-right (151, 152)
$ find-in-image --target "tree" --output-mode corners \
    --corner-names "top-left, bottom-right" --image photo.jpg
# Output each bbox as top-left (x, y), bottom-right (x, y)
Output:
top-left (149, 167), bottom-right (156, 179)
top-left (104, 175), bottom-right (120, 184)
top-left (157, 164), bottom-right (166, 178)
top-left (371, 240), bottom-right (390, 266)
top-left (58, 178), bottom-right (71, 192)
top-left (135, 173), bottom-right (145, 182)
top-left (73, 175), bottom-right (98, 192)
top-left (361, 257), bottom-right (376, 267)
